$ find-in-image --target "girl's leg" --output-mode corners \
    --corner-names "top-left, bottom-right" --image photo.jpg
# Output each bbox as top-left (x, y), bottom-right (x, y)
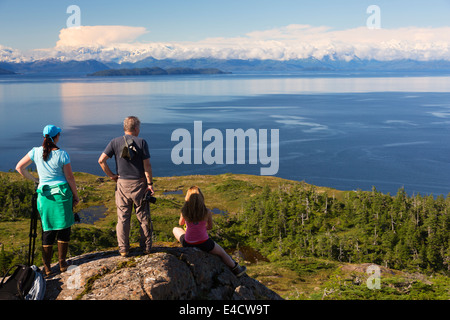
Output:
top-left (209, 242), bottom-right (235, 268)
top-left (172, 227), bottom-right (185, 242)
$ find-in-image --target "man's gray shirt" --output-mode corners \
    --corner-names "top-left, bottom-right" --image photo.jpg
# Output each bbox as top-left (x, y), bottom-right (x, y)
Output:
top-left (103, 134), bottom-right (150, 179)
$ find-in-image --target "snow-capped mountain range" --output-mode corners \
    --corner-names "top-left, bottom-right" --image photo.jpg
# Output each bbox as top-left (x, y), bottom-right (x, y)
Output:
top-left (2, 41), bottom-right (450, 74)
top-left (3, 23), bottom-right (450, 73)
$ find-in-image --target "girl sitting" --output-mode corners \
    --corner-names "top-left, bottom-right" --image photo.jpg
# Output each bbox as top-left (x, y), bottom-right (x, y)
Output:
top-left (173, 186), bottom-right (246, 277)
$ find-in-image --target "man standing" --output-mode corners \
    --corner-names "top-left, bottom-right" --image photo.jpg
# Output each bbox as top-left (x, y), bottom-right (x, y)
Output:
top-left (98, 116), bottom-right (154, 256)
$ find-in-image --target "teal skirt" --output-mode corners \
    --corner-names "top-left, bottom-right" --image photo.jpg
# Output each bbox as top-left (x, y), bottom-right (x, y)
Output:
top-left (37, 183), bottom-right (74, 232)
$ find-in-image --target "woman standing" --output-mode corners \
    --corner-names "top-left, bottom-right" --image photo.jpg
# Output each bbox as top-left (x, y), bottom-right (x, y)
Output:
top-left (16, 125), bottom-right (79, 276)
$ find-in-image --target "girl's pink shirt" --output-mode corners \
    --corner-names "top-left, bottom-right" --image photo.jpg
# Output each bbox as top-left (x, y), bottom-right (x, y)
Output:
top-left (185, 220), bottom-right (209, 244)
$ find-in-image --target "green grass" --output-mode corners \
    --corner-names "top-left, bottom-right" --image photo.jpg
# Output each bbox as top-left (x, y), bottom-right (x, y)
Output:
top-left (1, 171), bottom-right (448, 300)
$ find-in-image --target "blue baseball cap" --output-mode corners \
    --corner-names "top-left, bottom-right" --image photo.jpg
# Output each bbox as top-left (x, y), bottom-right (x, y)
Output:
top-left (43, 125), bottom-right (61, 138)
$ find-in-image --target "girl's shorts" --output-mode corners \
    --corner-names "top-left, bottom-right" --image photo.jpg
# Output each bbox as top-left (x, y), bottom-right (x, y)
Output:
top-left (180, 235), bottom-right (215, 252)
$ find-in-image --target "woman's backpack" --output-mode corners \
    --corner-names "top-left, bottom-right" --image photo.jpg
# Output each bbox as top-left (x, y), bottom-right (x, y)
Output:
top-left (0, 189), bottom-right (46, 300)
top-left (0, 264), bottom-right (45, 300)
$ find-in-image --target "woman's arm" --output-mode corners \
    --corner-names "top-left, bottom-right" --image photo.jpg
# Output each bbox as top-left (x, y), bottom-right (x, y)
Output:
top-left (178, 213), bottom-right (186, 226)
top-left (15, 154), bottom-right (39, 184)
top-left (206, 209), bottom-right (213, 230)
top-left (63, 163), bottom-right (80, 206)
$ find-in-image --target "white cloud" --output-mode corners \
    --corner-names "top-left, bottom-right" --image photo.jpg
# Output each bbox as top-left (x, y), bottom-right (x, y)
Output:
top-left (0, 45), bottom-right (24, 63)
top-left (190, 24), bottom-right (450, 61)
top-left (56, 25), bottom-right (148, 47)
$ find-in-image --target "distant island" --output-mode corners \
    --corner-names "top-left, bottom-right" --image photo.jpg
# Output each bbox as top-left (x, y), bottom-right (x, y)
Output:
top-left (0, 67), bottom-right (15, 75)
top-left (88, 67), bottom-right (231, 77)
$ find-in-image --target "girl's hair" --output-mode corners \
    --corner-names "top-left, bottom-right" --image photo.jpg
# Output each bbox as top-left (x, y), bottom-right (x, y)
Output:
top-left (42, 133), bottom-right (60, 161)
top-left (181, 186), bottom-right (208, 223)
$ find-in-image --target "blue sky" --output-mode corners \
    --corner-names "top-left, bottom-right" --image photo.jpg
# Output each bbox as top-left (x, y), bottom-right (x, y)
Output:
top-left (1, 0), bottom-right (450, 50)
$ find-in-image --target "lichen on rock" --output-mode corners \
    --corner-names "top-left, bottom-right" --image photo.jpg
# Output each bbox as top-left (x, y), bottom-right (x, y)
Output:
top-left (43, 246), bottom-right (283, 300)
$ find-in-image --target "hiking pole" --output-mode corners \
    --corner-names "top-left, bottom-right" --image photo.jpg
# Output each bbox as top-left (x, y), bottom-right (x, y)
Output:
top-left (27, 184), bottom-right (38, 266)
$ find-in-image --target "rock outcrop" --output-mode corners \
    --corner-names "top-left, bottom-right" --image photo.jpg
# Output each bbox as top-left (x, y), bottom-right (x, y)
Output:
top-left (44, 246), bottom-right (283, 300)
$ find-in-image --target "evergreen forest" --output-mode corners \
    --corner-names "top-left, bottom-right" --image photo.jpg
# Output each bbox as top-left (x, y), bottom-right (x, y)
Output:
top-left (221, 184), bottom-right (450, 273)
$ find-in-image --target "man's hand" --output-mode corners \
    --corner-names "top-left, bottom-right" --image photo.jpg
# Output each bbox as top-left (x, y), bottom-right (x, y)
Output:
top-left (99, 153), bottom-right (119, 182)
top-left (148, 184), bottom-right (155, 195)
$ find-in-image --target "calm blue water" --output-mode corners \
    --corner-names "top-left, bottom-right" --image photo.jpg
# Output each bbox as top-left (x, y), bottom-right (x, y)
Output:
top-left (1, 72), bottom-right (450, 196)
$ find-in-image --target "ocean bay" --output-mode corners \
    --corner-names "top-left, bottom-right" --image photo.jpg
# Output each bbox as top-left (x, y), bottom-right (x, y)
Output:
top-left (1, 73), bottom-right (450, 196)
